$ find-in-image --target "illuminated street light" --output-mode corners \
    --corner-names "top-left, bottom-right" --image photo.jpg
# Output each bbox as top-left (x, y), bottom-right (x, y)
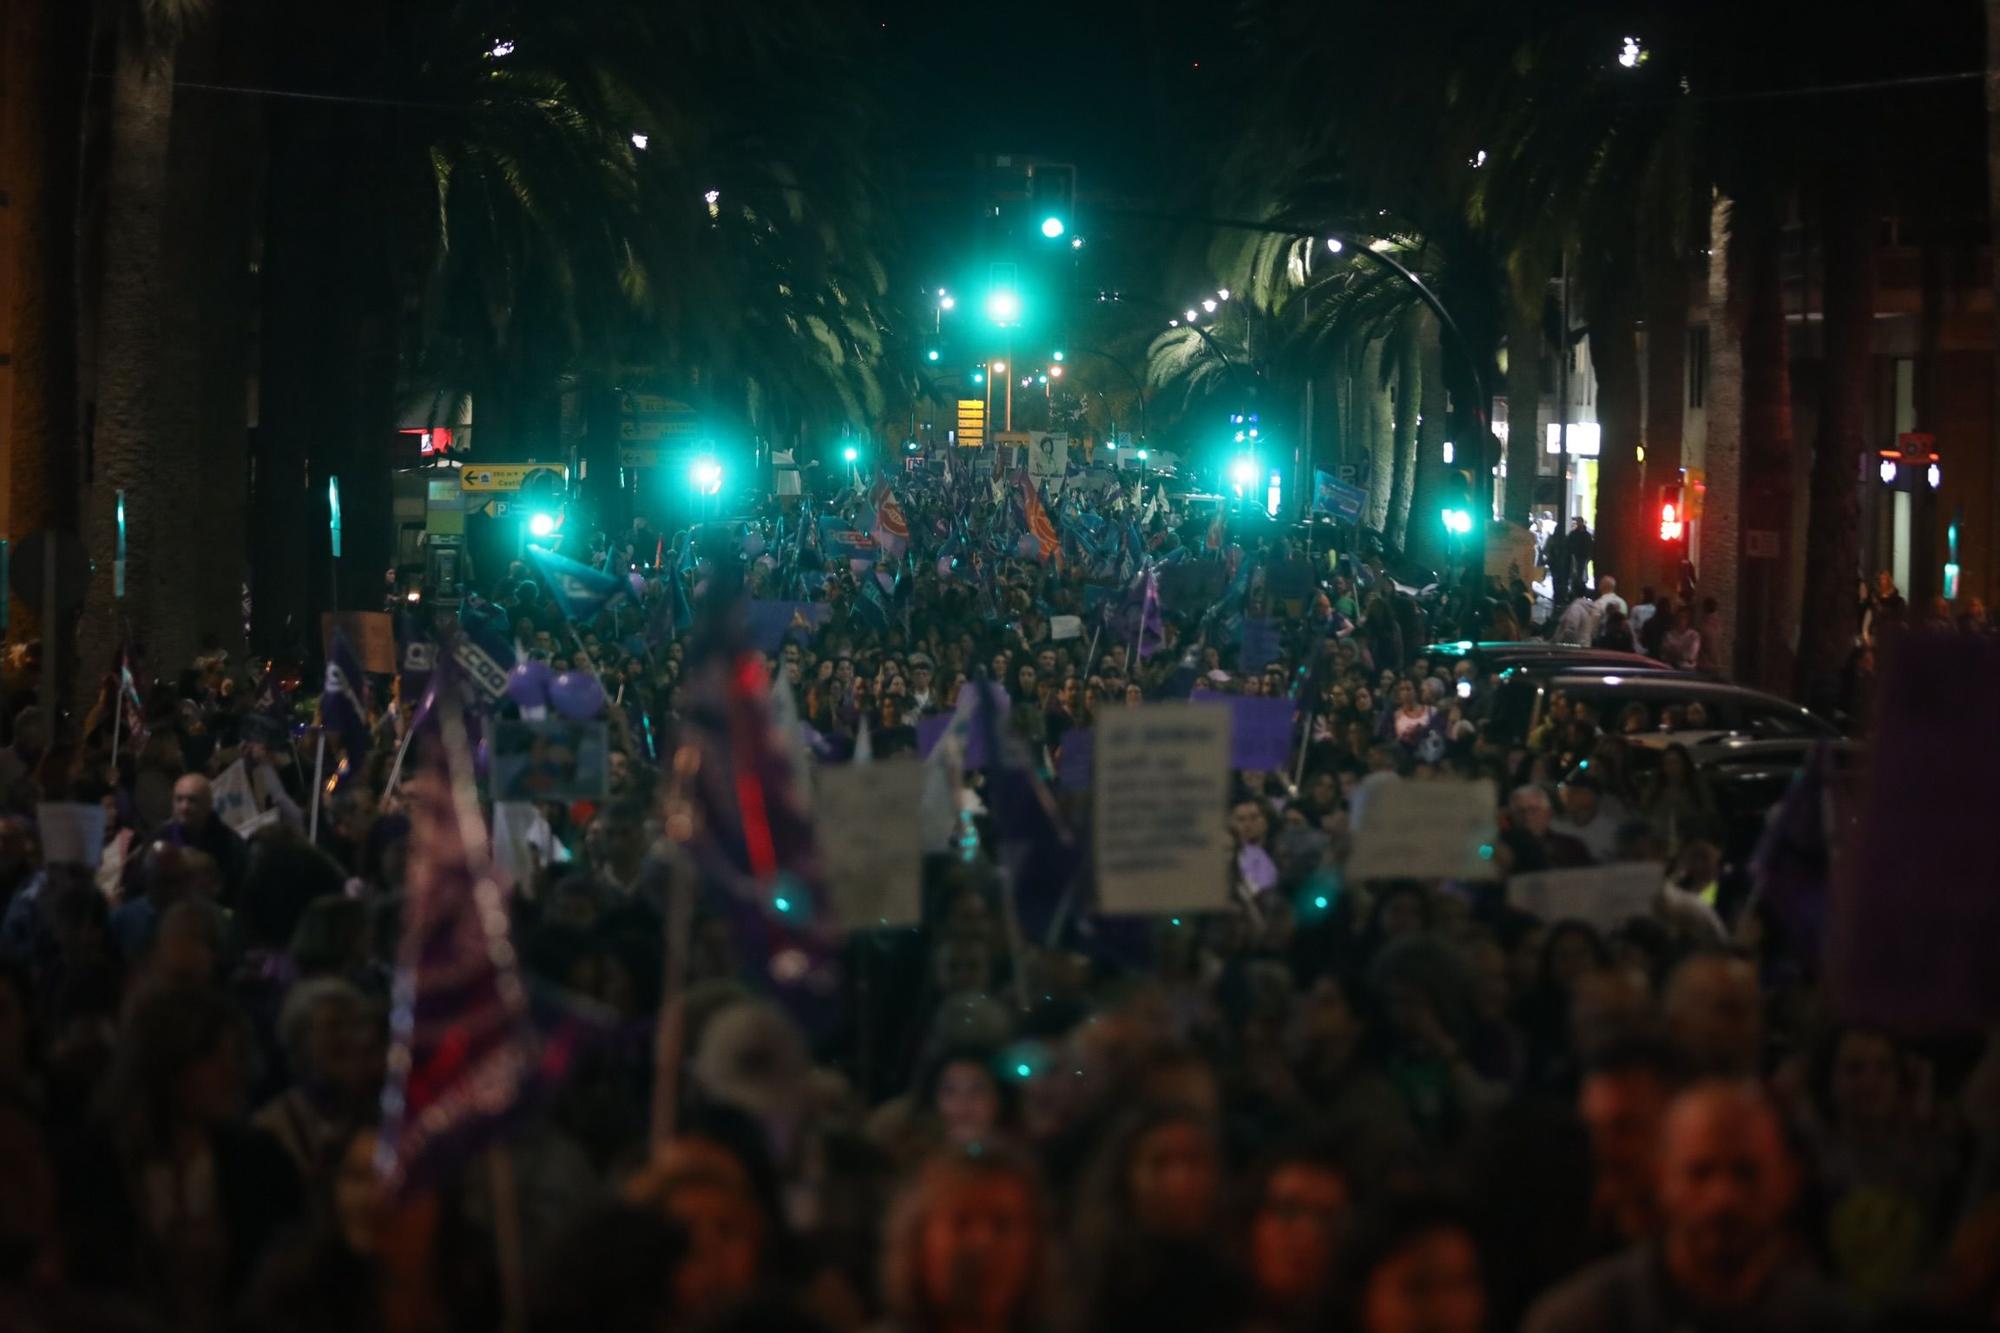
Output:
top-left (1229, 457), bottom-right (1257, 489)
top-left (991, 360), bottom-right (1006, 373)
top-left (1184, 308), bottom-right (1199, 322)
top-left (1928, 462), bottom-right (1942, 489)
top-left (1326, 238), bottom-right (1344, 253)
top-left (1216, 288), bottom-right (1231, 301)
top-left (939, 294), bottom-right (956, 310)
top-left (1070, 236), bottom-right (1084, 250)
top-left (488, 39), bottom-right (515, 58)
top-left (1618, 36), bottom-right (1646, 68)
top-left (1049, 365), bottom-right (1063, 378)
top-left (1879, 459), bottom-right (1898, 484)
top-left (629, 132), bottom-right (649, 151)
top-left (1040, 215), bottom-right (1066, 238)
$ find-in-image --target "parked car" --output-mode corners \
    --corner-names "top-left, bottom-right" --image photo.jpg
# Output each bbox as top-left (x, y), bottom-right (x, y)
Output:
top-left (1422, 639), bottom-right (1678, 678)
top-left (1485, 666), bottom-right (1841, 748)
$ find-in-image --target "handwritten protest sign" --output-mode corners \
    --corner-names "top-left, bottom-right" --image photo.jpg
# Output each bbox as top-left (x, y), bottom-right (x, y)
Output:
top-left (1094, 703), bottom-right (1232, 915)
top-left (210, 759), bottom-right (261, 836)
top-left (1344, 776), bottom-right (1499, 882)
top-left (818, 760), bottom-right (924, 928)
top-left (37, 803), bottom-right (106, 868)
top-left (1049, 614), bottom-right (1083, 641)
top-left (321, 611), bottom-right (397, 673)
top-left (1506, 862), bottom-right (1664, 931)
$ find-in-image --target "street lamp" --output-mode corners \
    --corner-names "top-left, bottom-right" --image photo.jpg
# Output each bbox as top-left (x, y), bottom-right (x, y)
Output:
top-left (990, 360), bottom-right (1006, 373)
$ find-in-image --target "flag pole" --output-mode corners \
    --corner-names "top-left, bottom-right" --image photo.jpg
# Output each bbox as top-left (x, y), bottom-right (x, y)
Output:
top-left (382, 724), bottom-right (417, 801)
top-left (307, 731), bottom-right (326, 841)
top-left (111, 673), bottom-right (123, 773)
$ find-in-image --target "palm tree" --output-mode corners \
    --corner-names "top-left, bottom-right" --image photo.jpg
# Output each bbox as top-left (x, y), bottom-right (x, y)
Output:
top-left (76, 0), bottom-right (210, 695)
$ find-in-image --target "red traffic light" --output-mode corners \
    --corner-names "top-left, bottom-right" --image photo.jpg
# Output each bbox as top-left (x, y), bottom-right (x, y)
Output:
top-left (1658, 484), bottom-right (1685, 543)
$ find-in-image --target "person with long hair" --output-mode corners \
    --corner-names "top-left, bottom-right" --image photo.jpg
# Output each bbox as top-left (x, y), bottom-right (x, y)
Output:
top-left (877, 1145), bottom-right (1050, 1333)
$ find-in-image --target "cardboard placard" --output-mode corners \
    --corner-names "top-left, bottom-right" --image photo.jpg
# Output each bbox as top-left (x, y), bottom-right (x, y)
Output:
top-left (1344, 776), bottom-right (1499, 882)
top-left (1507, 862), bottom-right (1664, 931)
top-left (817, 760), bottom-right (924, 928)
top-left (1049, 614), bottom-right (1083, 641)
top-left (37, 802), bottom-right (106, 868)
top-left (321, 611), bottom-right (397, 674)
top-left (1093, 703), bottom-right (1233, 915)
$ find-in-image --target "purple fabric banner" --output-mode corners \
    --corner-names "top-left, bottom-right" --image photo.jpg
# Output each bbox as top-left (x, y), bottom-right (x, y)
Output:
top-left (1198, 695), bottom-right (1295, 771)
top-left (746, 601), bottom-right (831, 652)
top-left (1829, 635), bottom-right (2000, 1028)
top-left (1240, 618), bottom-right (1282, 673)
top-left (1057, 727), bottom-right (1094, 789)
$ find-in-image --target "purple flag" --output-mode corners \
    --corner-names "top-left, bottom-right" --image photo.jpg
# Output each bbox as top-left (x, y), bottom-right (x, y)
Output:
top-left (319, 630), bottom-right (372, 777)
top-left (1138, 568), bottom-right (1165, 661)
top-left (1829, 635), bottom-right (2000, 1027)
top-left (1240, 617), bottom-right (1282, 673)
top-left (376, 762), bottom-right (536, 1195)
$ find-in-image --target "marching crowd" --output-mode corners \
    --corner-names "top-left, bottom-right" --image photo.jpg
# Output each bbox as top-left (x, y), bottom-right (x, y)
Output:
top-left (0, 474), bottom-right (1994, 1333)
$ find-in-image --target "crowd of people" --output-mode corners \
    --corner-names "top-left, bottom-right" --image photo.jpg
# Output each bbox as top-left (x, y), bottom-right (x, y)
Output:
top-left (0, 467), bottom-right (1994, 1333)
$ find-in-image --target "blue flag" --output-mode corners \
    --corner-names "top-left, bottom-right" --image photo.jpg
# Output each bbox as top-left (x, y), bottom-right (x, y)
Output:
top-left (527, 544), bottom-right (627, 622)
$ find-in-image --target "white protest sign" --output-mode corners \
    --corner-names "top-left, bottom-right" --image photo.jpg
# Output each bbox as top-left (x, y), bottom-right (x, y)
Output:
top-left (233, 807), bottom-right (282, 839)
top-left (1094, 702), bottom-right (1233, 914)
top-left (1344, 776), bottom-right (1499, 882)
top-left (37, 803), bottom-right (107, 868)
top-left (1049, 614), bottom-right (1083, 641)
top-left (492, 801), bottom-right (569, 894)
top-left (817, 760), bottom-right (924, 928)
top-left (211, 760), bottom-right (261, 836)
top-left (1507, 862), bottom-right (1665, 932)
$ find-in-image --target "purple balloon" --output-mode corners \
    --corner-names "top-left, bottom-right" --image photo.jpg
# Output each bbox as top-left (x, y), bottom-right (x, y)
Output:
top-left (548, 669), bottom-right (605, 721)
top-left (507, 659), bottom-right (552, 709)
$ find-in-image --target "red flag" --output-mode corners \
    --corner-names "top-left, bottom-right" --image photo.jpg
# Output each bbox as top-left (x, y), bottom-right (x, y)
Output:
top-left (871, 475), bottom-right (910, 558)
top-left (1014, 471), bottom-right (1061, 563)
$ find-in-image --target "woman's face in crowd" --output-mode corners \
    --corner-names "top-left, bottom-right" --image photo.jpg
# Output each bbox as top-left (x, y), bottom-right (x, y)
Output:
top-left (934, 1059), bottom-right (1001, 1144)
top-left (1378, 890), bottom-right (1425, 941)
top-left (1353, 688), bottom-right (1374, 716)
top-left (1548, 928), bottom-right (1600, 991)
top-left (666, 1181), bottom-right (764, 1313)
top-left (920, 1172), bottom-right (1039, 1327)
top-left (1395, 680), bottom-right (1417, 709)
top-left (1251, 1162), bottom-right (1350, 1311)
top-left (1128, 1120), bottom-right (1221, 1237)
top-left (1017, 664), bottom-right (1037, 696)
top-left (1831, 1029), bottom-right (1903, 1126)
top-left (1124, 683), bottom-right (1144, 706)
top-left (175, 1029), bottom-right (246, 1127)
top-left (1361, 1226), bottom-right (1485, 1333)
top-left (1328, 686), bottom-right (1351, 713)
top-left (1231, 801), bottom-right (1270, 849)
top-left (990, 654), bottom-right (1011, 682)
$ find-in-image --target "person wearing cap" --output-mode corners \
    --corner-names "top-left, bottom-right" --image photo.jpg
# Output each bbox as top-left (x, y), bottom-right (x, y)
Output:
top-left (1553, 767), bottom-right (1628, 864)
top-left (906, 653), bottom-right (941, 716)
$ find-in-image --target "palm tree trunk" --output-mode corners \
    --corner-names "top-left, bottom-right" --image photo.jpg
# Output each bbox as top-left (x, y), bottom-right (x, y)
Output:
top-left (1409, 310), bottom-right (1450, 568)
top-left (1796, 169), bottom-right (1872, 706)
top-left (1386, 307), bottom-right (1422, 550)
top-left (1503, 250), bottom-right (1549, 523)
top-left (1702, 194), bottom-right (1743, 678)
top-left (1587, 282), bottom-right (1644, 594)
top-left (1988, 0), bottom-right (2000, 611)
top-left (76, 12), bottom-right (181, 702)
top-left (1643, 246), bottom-right (1690, 593)
top-left (1732, 193), bottom-right (1797, 694)
top-left (1362, 336), bottom-right (1392, 532)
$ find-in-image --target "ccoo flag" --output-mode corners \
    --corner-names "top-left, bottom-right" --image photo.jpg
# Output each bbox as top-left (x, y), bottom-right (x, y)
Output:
top-left (319, 630), bottom-right (372, 769)
top-left (527, 544), bottom-right (628, 622)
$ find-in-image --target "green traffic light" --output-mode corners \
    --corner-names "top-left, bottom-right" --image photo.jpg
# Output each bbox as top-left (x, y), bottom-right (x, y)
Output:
top-left (842, 446), bottom-right (858, 463)
top-left (1136, 449), bottom-right (1148, 461)
top-left (926, 349), bottom-right (940, 362)
top-left (971, 370), bottom-right (985, 385)
top-left (528, 511), bottom-right (557, 538)
top-left (1040, 215), bottom-right (1066, 239)
top-left (985, 288), bottom-right (1022, 324)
